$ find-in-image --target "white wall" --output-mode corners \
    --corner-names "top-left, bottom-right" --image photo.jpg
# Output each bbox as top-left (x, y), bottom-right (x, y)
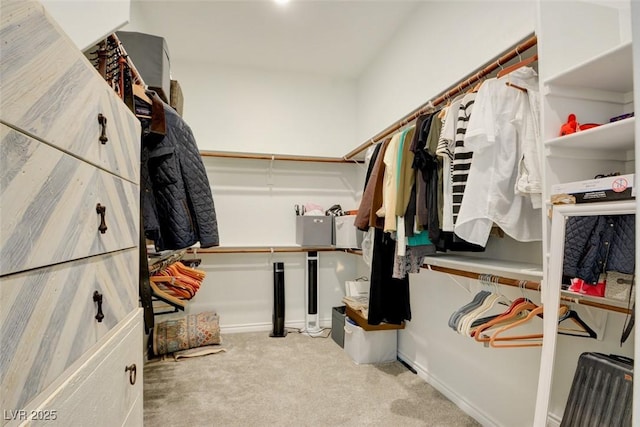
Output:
top-left (171, 61), bottom-right (357, 158)
top-left (183, 251), bottom-right (358, 333)
top-left (122, 1), bottom-right (635, 425)
top-left (353, 1), bottom-right (552, 426)
top-left (353, 1), bottom-right (637, 426)
top-left (41, 0), bottom-right (130, 51)
top-left (356, 1), bottom-right (536, 143)
top-left (125, 1), bottom-right (362, 332)
top-left (125, 0), bottom-right (358, 158)
top-left (194, 156), bottom-right (361, 330)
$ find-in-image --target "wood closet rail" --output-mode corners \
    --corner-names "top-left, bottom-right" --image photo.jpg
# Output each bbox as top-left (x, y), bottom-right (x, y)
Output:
top-left (189, 246), bottom-right (342, 254)
top-left (200, 150), bottom-right (364, 164)
top-left (344, 33), bottom-right (538, 160)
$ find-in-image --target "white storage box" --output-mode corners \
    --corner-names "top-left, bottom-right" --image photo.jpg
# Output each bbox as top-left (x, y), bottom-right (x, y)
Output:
top-left (343, 320), bottom-right (397, 364)
top-left (334, 215), bottom-right (363, 249)
top-left (551, 173), bottom-right (635, 204)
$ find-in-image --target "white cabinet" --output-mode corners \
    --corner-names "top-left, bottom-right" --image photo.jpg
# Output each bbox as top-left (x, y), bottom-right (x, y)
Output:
top-left (0, 1), bottom-right (142, 426)
top-left (535, 1), bottom-right (636, 425)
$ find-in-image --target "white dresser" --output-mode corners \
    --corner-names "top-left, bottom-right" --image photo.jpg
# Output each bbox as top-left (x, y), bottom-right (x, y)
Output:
top-left (0, 1), bottom-right (143, 426)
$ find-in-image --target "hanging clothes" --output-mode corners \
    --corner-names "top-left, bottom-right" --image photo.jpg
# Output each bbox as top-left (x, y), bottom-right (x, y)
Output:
top-left (451, 92), bottom-right (476, 225)
top-left (137, 92), bottom-right (220, 251)
top-left (513, 85), bottom-right (543, 209)
top-left (436, 95), bottom-right (464, 233)
top-left (432, 97), bottom-right (485, 253)
top-left (355, 138), bottom-right (390, 231)
top-left (411, 112), bottom-right (442, 244)
top-left (454, 67), bottom-right (542, 246)
top-left (393, 125), bottom-right (417, 256)
top-left (379, 131), bottom-right (404, 232)
top-left (368, 228), bottom-right (411, 325)
top-left (409, 114), bottom-right (434, 230)
top-left (563, 214), bottom-right (635, 285)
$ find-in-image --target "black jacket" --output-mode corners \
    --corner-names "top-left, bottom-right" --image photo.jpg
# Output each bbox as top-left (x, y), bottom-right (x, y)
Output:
top-left (563, 214), bottom-right (634, 284)
top-left (142, 96), bottom-right (219, 250)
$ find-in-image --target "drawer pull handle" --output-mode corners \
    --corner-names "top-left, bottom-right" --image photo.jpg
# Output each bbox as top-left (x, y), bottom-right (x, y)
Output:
top-left (96, 203), bottom-right (108, 234)
top-left (93, 291), bottom-right (104, 322)
top-left (125, 364), bottom-right (137, 385)
top-left (98, 114), bottom-right (108, 144)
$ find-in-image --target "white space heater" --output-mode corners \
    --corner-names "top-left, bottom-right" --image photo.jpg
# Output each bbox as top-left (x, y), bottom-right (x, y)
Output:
top-left (304, 251), bottom-right (323, 336)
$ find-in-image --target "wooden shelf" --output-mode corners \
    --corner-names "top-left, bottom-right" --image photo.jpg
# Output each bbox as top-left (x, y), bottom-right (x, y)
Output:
top-left (544, 117), bottom-right (635, 159)
top-left (423, 254), bottom-right (543, 281)
top-left (200, 150), bottom-right (363, 164)
top-left (545, 42), bottom-right (633, 95)
top-left (345, 305), bottom-right (404, 331)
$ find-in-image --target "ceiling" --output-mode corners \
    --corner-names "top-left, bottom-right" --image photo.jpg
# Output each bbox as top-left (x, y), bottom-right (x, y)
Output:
top-left (128, 0), bottom-right (422, 78)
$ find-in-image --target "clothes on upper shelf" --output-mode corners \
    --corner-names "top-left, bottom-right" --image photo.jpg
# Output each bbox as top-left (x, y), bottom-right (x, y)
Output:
top-left (136, 91), bottom-right (220, 251)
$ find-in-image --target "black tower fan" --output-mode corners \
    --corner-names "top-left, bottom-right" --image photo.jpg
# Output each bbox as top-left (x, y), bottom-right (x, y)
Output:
top-left (270, 262), bottom-right (287, 337)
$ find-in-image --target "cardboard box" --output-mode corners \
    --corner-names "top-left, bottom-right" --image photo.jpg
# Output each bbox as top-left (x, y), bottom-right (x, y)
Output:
top-left (334, 215), bottom-right (364, 249)
top-left (116, 31), bottom-right (171, 103)
top-left (296, 216), bottom-right (334, 247)
top-left (551, 174), bottom-right (635, 204)
top-left (343, 320), bottom-right (397, 364)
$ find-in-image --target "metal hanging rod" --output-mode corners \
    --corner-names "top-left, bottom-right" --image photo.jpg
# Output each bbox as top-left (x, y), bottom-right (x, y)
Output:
top-left (343, 33), bottom-right (537, 160)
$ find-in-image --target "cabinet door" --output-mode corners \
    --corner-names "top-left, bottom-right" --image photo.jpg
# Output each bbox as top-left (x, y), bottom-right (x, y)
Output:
top-left (0, 125), bottom-right (139, 276)
top-left (0, 249), bottom-right (139, 415)
top-left (0, 0), bottom-right (140, 183)
top-left (15, 311), bottom-right (144, 427)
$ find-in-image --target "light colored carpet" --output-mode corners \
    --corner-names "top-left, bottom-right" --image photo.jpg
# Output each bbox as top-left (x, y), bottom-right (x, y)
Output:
top-left (143, 330), bottom-right (480, 427)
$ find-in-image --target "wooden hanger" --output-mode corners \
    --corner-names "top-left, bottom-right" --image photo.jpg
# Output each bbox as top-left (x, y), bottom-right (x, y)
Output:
top-left (150, 276), bottom-right (194, 299)
top-left (471, 79), bottom-right (484, 93)
top-left (497, 54), bottom-right (538, 79)
top-left (488, 305), bottom-right (545, 348)
top-left (133, 83), bottom-right (153, 105)
top-left (472, 298), bottom-right (534, 342)
top-left (149, 281), bottom-right (186, 309)
top-left (556, 308), bottom-right (598, 339)
top-left (488, 305), bottom-right (585, 348)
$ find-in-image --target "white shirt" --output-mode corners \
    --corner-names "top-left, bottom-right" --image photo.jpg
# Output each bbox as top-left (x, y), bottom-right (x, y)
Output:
top-left (513, 85), bottom-right (543, 209)
top-left (454, 67), bottom-right (542, 246)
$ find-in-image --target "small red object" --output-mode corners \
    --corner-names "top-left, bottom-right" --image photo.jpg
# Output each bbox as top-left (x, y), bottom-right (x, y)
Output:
top-left (568, 278), bottom-right (605, 298)
top-left (559, 114), bottom-right (601, 136)
top-left (560, 114), bottom-right (578, 136)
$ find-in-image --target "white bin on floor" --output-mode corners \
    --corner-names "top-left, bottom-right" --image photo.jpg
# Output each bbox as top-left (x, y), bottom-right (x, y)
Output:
top-left (343, 320), bottom-right (397, 364)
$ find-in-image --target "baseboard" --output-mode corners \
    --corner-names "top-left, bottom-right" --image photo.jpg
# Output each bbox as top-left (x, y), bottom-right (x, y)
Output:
top-left (221, 318), bottom-right (332, 334)
top-left (546, 413), bottom-right (562, 427)
top-left (397, 350), bottom-right (498, 427)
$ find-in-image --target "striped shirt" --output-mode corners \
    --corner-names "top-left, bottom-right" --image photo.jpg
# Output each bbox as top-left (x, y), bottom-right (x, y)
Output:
top-left (452, 92), bottom-right (476, 225)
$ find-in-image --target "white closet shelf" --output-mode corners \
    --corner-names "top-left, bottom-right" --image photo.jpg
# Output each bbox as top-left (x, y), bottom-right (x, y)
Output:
top-left (423, 254), bottom-right (543, 281)
top-left (544, 41), bottom-right (633, 94)
top-left (544, 117), bottom-right (635, 158)
top-left (551, 199), bottom-right (636, 216)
